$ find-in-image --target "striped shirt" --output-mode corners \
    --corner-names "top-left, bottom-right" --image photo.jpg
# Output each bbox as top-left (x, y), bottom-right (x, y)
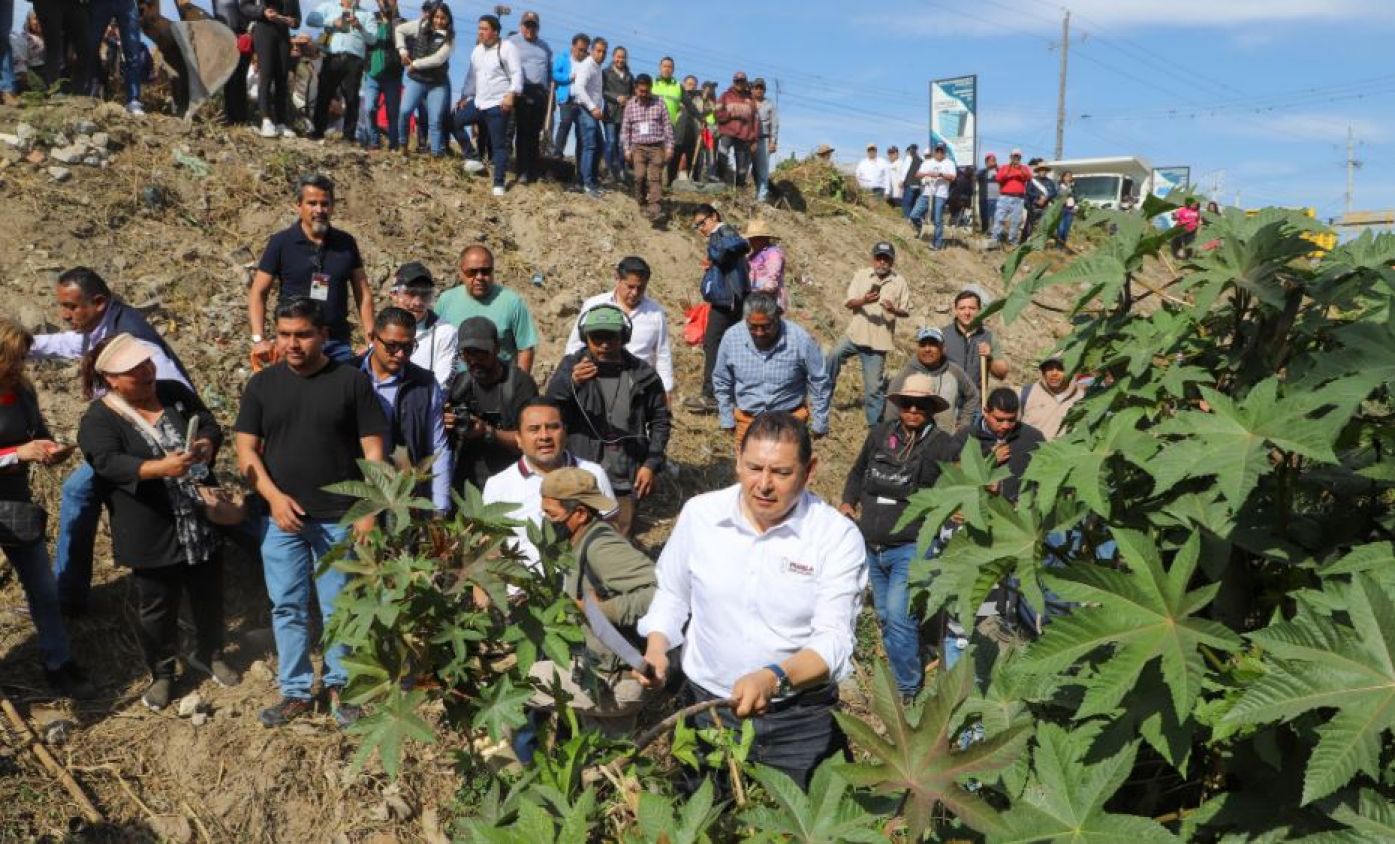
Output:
top-left (621, 95), bottom-right (675, 152)
top-left (713, 318), bottom-right (832, 434)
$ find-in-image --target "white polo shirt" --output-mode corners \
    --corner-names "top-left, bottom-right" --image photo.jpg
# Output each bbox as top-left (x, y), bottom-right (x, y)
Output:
top-left (564, 292), bottom-right (675, 392)
top-left (410, 314), bottom-right (458, 388)
top-left (638, 484), bottom-right (867, 698)
top-left (482, 452), bottom-right (617, 568)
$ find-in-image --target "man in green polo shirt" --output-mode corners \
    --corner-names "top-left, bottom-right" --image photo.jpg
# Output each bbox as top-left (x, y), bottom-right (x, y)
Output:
top-left (434, 244), bottom-right (540, 374)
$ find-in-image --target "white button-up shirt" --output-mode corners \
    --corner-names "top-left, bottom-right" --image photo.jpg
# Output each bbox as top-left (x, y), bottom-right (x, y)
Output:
top-left (410, 314), bottom-right (458, 388)
top-left (638, 484), bottom-right (867, 698)
top-left (855, 156), bottom-right (892, 193)
top-left (572, 55), bottom-right (604, 113)
top-left (462, 39), bottom-right (524, 110)
top-left (564, 292), bottom-right (675, 392)
top-left (482, 452), bottom-right (617, 568)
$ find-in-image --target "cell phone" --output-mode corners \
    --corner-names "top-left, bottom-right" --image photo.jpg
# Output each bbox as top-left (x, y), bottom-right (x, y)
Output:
top-left (185, 416), bottom-right (199, 452)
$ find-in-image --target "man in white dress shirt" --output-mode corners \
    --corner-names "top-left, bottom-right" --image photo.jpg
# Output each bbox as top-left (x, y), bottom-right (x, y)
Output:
top-left (564, 256), bottom-right (674, 399)
top-left (482, 398), bottom-right (616, 569)
top-left (636, 411), bottom-right (866, 789)
top-left (854, 142), bottom-right (892, 198)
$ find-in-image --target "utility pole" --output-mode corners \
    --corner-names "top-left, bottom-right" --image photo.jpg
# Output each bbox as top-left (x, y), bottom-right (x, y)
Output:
top-left (1054, 9), bottom-right (1070, 160)
top-left (1345, 125), bottom-right (1362, 217)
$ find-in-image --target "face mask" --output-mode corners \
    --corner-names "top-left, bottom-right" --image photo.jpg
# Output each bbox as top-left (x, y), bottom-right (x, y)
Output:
top-left (550, 518), bottom-right (573, 542)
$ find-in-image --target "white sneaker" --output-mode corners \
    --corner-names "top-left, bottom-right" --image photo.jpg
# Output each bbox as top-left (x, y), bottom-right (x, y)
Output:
top-left (463, 158), bottom-right (486, 174)
top-left (260, 119), bottom-right (278, 138)
top-left (492, 186), bottom-right (506, 197)
top-left (125, 100), bottom-right (146, 117)
top-left (276, 124), bottom-right (296, 139)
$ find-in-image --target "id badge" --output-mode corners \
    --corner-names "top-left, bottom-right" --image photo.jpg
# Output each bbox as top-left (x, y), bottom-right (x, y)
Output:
top-left (309, 272), bottom-right (331, 301)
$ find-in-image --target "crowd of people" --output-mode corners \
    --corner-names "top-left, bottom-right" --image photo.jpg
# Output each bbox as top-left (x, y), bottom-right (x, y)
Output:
top-left (1, 168), bottom-right (1096, 790)
top-left (854, 144), bottom-right (1082, 251)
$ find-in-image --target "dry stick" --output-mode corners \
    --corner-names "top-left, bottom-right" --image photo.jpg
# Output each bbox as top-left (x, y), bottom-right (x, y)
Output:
top-left (631, 698), bottom-right (733, 755)
top-left (0, 698), bottom-right (104, 824)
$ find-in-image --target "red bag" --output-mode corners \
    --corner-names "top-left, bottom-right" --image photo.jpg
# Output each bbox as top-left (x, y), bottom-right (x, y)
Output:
top-left (237, 33), bottom-right (254, 56)
top-left (683, 303), bottom-right (709, 346)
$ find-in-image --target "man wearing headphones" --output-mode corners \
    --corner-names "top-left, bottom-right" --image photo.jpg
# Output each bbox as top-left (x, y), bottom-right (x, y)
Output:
top-left (547, 304), bottom-right (671, 536)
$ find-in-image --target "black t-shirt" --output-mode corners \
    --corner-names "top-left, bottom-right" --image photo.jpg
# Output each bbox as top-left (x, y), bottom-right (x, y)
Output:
top-left (446, 365), bottom-right (538, 492)
top-left (234, 360), bottom-right (388, 519)
top-left (257, 223), bottom-right (364, 341)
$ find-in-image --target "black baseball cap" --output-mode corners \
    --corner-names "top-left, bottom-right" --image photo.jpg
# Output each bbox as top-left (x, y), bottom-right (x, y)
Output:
top-left (394, 261), bottom-right (434, 289)
top-left (872, 241), bottom-right (896, 259)
top-left (457, 316), bottom-right (499, 352)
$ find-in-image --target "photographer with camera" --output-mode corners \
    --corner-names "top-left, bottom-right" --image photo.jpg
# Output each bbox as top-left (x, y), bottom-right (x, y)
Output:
top-left (444, 317), bottom-right (538, 494)
top-left (547, 305), bottom-right (670, 537)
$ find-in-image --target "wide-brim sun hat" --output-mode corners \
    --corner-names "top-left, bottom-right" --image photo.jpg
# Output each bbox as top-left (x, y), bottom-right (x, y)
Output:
top-left (94, 333), bottom-right (154, 375)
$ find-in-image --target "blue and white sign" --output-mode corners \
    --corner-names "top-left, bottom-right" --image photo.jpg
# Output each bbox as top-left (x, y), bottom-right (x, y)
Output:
top-left (930, 75), bottom-right (977, 168)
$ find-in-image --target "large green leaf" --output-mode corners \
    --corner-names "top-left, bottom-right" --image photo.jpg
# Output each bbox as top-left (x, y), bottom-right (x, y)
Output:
top-left (1223, 575), bottom-right (1395, 804)
top-left (346, 687), bottom-right (437, 779)
top-left (471, 675), bottom-right (534, 741)
top-left (835, 657), bottom-right (1029, 839)
top-left (1328, 788), bottom-right (1395, 841)
top-left (916, 494), bottom-right (1047, 625)
top-left (740, 761), bottom-right (886, 843)
top-left (1022, 407), bottom-right (1155, 514)
top-left (1021, 530), bottom-right (1241, 719)
top-left (896, 439), bottom-right (1011, 557)
top-left (991, 723), bottom-right (1178, 843)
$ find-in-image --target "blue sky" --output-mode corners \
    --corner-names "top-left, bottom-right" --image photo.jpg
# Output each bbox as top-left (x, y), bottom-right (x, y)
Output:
top-left (116, 0), bottom-right (1395, 219)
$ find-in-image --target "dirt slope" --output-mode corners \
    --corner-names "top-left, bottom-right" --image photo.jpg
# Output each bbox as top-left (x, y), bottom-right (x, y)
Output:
top-left (0, 100), bottom-right (1080, 842)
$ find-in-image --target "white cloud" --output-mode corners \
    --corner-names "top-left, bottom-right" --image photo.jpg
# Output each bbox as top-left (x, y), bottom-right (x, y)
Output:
top-left (1220, 112), bottom-right (1392, 144)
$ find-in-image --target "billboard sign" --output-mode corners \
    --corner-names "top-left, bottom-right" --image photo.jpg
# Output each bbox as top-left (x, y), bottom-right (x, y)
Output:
top-left (930, 75), bottom-right (977, 167)
top-left (1151, 165), bottom-right (1191, 199)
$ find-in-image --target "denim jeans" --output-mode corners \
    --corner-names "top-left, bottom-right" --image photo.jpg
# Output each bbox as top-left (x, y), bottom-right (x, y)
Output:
top-left (752, 136), bottom-right (771, 201)
top-left (993, 195), bottom-right (1026, 245)
top-left (553, 99), bottom-right (578, 160)
top-left (576, 107), bottom-right (603, 189)
top-left (322, 339), bottom-right (355, 363)
top-left (7, 541), bottom-right (71, 670)
top-left (602, 120), bottom-right (625, 178)
top-left (825, 336), bottom-right (886, 426)
top-left (451, 100), bottom-right (511, 187)
top-left (980, 197), bottom-right (997, 233)
top-left (358, 74), bottom-right (401, 149)
top-left (930, 195), bottom-right (949, 248)
top-left (54, 460), bottom-right (101, 609)
top-left (260, 517), bottom-right (352, 699)
top-left (901, 185), bottom-right (920, 219)
top-left (87, 0), bottom-right (141, 103)
top-left (718, 135), bottom-right (751, 187)
top-left (399, 78), bottom-right (448, 155)
top-left (867, 543), bottom-right (921, 696)
top-left (1057, 207), bottom-right (1075, 244)
top-left (0, 0), bottom-right (14, 94)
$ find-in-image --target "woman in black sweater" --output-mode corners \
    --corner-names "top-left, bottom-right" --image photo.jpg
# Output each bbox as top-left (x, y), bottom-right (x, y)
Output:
top-left (77, 334), bottom-right (239, 711)
top-left (0, 319), bottom-right (92, 699)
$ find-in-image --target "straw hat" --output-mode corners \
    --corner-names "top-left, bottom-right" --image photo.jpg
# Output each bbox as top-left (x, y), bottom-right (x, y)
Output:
top-left (741, 219), bottom-right (778, 240)
top-left (888, 373), bottom-right (950, 414)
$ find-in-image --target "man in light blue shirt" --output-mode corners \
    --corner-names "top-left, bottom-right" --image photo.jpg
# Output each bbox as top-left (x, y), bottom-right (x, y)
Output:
top-left (306, 0), bottom-right (378, 142)
top-left (713, 292), bottom-right (831, 439)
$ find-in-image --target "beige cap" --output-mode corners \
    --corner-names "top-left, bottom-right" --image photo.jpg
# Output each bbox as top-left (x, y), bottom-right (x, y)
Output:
top-left (540, 468), bottom-right (618, 514)
top-left (741, 219), bottom-right (778, 240)
top-left (889, 373), bottom-right (950, 413)
top-left (94, 333), bottom-right (153, 375)
top-left (815, 143), bottom-right (834, 156)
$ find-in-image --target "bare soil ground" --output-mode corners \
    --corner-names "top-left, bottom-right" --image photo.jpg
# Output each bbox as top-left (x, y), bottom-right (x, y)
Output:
top-left (0, 99), bottom-right (1117, 842)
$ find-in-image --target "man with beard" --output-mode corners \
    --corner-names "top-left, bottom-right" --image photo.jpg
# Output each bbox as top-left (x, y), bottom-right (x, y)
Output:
top-left (548, 305), bottom-right (670, 536)
top-left (482, 398), bottom-right (616, 569)
top-left (444, 317), bottom-right (538, 494)
top-left (249, 174), bottom-right (374, 364)
top-left (234, 297), bottom-right (386, 728)
top-left (883, 327), bottom-right (979, 434)
top-left (387, 262), bottom-right (456, 387)
top-left (825, 242), bottom-right (911, 426)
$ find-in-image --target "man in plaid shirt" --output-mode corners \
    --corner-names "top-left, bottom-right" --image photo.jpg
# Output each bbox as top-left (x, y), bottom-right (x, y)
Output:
top-left (621, 74), bottom-right (675, 225)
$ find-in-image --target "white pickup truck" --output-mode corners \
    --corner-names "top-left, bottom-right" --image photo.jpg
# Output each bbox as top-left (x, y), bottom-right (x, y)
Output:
top-left (1043, 156), bottom-right (1156, 211)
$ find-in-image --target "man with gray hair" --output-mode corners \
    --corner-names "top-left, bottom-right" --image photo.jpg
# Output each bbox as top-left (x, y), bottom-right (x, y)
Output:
top-left (712, 292), bottom-right (831, 443)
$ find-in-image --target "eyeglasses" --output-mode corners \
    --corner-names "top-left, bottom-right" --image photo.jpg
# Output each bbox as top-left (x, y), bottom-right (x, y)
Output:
top-left (462, 266), bottom-right (494, 277)
top-left (692, 217), bottom-right (709, 230)
top-left (376, 339), bottom-right (416, 355)
top-left (392, 286), bottom-right (435, 302)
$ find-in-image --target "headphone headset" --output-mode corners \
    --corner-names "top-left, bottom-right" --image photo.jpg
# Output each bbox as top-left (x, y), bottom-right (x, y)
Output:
top-left (575, 303), bottom-right (634, 344)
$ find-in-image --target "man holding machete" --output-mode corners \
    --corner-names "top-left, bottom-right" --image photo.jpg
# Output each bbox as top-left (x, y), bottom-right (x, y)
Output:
top-left (514, 467), bottom-right (659, 760)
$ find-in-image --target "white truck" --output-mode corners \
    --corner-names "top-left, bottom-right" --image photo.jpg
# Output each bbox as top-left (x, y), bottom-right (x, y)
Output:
top-left (1043, 156), bottom-right (1156, 211)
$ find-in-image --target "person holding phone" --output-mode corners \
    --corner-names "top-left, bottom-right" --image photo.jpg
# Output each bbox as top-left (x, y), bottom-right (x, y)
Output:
top-left (77, 334), bottom-right (238, 712)
top-left (0, 319), bottom-right (92, 700)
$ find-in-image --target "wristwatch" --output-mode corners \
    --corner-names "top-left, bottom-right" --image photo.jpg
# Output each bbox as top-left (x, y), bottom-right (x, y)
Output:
top-left (251, 334), bottom-right (263, 344)
top-left (764, 663), bottom-right (791, 697)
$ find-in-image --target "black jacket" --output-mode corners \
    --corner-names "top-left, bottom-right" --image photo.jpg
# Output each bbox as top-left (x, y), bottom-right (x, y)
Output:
top-left (78, 381), bottom-right (222, 569)
top-left (107, 298), bottom-right (194, 386)
top-left (546, 350), bottom-right (671, 493)
top-left (949, 416), bottom-right (1044, 503)
top-left (843, 420), bottom-right (955, 547)
top-left (238, 0), bottom-right (300, 35)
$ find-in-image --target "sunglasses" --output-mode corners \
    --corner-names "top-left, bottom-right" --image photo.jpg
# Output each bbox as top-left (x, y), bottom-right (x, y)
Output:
top-left (462, 266), bottom-right (494, 277)
top-left (898, 400), bottom-right (936, 413)
top-left (376, 338), bottom-right (416, 355)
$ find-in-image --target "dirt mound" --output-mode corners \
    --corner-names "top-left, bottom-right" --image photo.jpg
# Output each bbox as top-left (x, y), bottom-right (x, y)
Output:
top-left (0, 98), bottom-right (1083, 841)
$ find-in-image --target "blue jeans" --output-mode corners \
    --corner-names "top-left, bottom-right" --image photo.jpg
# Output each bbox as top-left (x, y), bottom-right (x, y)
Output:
top-left (752, 136), bottom-right (771, 201)
top-left (324, 339), bottom-right (354, 363)
top-left (0, 0), bottom-right (13, 95)
top-left (980, 197), bottom-right (997, 233)
top-left (901, 185), bottom-right (921, 219)
top-left (358, 74), bottom-right (401, 149)
top-left (576, 108), bottom-right (603, 189)
top-left (993, 195), bottom-right (1026, 245)
top-left (825, 336), bottom-right (886, 426)
top-left (399, 78), bottom-right (448, 155)
top-left (931, 196), bottom-right (949, 248)
top-left (554, 100), bottom-right (578, 160)
top-left (261, 517), bottom-right (352, 699)
top-left (867, 543), bottom-right (921, 696)
top-left (7, 541), bottom-right (72, 670)
top-left (54, 461), bottom-right (101, 609)
top-left (87, 0), bottom-right (141, 103)
top-left (1057, 207), bottom-right (1075, 243)
top-left (603, 120), bottom-right (625, 178)
top-left (451, 100), bottom-right (510, 187)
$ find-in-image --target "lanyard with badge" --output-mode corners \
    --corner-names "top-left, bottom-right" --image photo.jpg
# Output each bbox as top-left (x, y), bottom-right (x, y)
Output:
top-left (309, 242), bottom-right (330, 302)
